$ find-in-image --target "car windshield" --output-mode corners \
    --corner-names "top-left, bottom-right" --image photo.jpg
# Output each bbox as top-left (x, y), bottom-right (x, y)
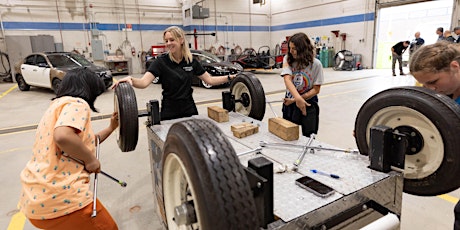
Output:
top-left (193, 51), bottom-right (222, 64)
top-left (47, 53), bottom-right (92, 68)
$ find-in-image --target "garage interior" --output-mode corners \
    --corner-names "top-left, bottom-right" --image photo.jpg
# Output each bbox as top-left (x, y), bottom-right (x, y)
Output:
top-left (1, 0), bottom-right (460, 229)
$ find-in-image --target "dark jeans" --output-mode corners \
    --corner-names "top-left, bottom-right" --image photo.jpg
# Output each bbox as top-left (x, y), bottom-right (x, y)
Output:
top-left (282, 100), bottom-right (319, 137)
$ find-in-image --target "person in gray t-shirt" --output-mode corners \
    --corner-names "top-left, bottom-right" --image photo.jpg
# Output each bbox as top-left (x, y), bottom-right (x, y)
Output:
top-left (280, 32), bottom-right (324, 136)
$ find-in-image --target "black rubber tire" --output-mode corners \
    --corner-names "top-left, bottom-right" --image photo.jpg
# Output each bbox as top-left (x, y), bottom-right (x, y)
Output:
top-left (355, 86), bottom-right (460, 196)
top-left (16, 75), bottom-right (30, 91)
top-left (162, 119), bottom-right (259, 230)
top-left (52, 78), bottom-right (61, 94)
top-left (230, 72), bottom-right (266, 120)
top-left (114, 82), bottom-right (139, 152)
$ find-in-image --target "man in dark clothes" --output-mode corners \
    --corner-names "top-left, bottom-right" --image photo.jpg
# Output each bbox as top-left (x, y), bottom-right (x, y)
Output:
top-left (391, 40), bottom-right (410, 76)
top-left (409, 32), bottom-right (425, 59)
top-left (454, 27), bottom-right (460, 43)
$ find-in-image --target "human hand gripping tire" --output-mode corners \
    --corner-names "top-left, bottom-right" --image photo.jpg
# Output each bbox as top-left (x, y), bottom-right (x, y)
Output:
top-left (112, 76), bottom-right (133, 89)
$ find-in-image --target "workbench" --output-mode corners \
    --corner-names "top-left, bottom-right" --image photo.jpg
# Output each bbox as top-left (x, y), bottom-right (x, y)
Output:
top-left (146, 112), bottom-right (403, 229)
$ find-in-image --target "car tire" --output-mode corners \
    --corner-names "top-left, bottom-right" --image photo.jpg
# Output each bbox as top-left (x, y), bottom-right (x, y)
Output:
top-left (230, 72), bottom-right (266, 120)
top-left (114, 82), bottom-right (139, 152)
top-left (52, 78), bottom-right (61, 94)
top-left (162, 119), bottom-right (259, 230)
top-left (152, 76), bottom-right (160, 84)
top-left (16, 75), bottom-right (30, 91)
top-left (233, 62), bottom-right (244, 71)
top-left (354, 86), bottom-right (460, 196)
top-left (200, 79), bottom-right (213, 89)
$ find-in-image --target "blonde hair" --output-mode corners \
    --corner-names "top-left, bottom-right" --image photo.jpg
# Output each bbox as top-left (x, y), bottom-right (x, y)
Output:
top-left (410, 41), bottom-right (460, 75)
top-left (163, 26), bottom-right (193, 64)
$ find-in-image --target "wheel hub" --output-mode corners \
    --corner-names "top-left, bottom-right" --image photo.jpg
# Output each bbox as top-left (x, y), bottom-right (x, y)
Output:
top-left (173, 200), bottom-right (197, 226)
top-left (236, 93), bottom-right (250, 107)
top-left (394, 125), bottom-right (424, 155)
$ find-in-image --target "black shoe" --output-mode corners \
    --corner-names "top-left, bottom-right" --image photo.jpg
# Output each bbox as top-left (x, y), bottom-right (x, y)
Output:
top-left (392, 73), bottom-right (396, 76)
top-left (400, 73), bottom-right (406, 76)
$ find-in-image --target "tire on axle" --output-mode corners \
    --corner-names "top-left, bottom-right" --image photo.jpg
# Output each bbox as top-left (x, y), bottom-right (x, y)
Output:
top-left (230, 72), bottom-right (266, 120)
top-left (354, 86), bottom-right (460, 196)
top-left (162, 119), bottom-right (259, 229)
top-left (114, 82), bottom-right (139, 152)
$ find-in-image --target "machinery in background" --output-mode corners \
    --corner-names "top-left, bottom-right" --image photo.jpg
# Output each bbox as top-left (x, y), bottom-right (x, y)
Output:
top-left (333, 50), bottom-right (362, 71)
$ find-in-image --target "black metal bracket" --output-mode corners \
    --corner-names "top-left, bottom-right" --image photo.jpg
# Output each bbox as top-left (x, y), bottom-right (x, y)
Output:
top-left (369, 125), bottom-right (407, 172)
top-left (222, 91), bottom-right (235, 112)
top-left (244, 156), bottom-right (274, 228)
top-left (139, 100), bottom-right (160, 126)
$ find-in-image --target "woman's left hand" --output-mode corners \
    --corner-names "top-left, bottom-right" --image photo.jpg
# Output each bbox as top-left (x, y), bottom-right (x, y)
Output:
top-left (110, 111), bottom-right (119, 131)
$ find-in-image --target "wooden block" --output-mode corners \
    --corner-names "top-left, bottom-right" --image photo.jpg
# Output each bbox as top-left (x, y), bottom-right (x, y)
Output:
top-left (231, 123), bottom-right (259, 138)
top-left (268, 117), bottom-right (299, 141)
top-left (207, 106), bottom-right (229, 122)
top-left (231, 122), bottom-right (252, 132)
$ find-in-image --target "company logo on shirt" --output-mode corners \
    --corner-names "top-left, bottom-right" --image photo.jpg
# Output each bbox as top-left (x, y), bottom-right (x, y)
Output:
top-left (183, 66), bottom-right (193, 72)
top-left (293, 71), bottom-right (313, 94)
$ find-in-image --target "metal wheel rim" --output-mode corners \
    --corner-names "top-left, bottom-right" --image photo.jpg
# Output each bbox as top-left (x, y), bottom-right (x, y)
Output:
top-left (366, 106), bottom-right (444, 179)
top-left (201, 80), bottom-right (212, 89)
top-left (234, 63), bottom-right (243, 71)
top-left (163, 153), bottom-right (201, 230)
top-left (233, 81), bottom-right (252, 116)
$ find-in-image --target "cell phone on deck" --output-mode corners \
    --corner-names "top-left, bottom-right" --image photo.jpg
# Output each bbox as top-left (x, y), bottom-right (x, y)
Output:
top-left (295, 176), bottom-right (335, 197)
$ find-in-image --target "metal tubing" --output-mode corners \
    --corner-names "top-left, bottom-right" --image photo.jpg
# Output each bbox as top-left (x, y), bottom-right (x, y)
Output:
top-left (293, 134), bottom-right (315, 168)
top-left (266, 100), bottom-right (283, 117)
top-left (91, 136), bottom-right (100, 218)
top-left (259, 141), bottom-right (359, 154)
top-left (237, 147), bottom-right (263, 156)
top-left (63, 154), bottom-right (127, 188)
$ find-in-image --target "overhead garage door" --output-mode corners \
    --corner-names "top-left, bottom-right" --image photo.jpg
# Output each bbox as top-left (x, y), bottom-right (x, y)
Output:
top-left (377, 0), bottom-right (432, 8)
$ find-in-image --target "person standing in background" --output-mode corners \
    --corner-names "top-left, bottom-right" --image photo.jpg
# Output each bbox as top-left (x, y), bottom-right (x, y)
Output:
top-left (436, 27), bottom-right (445, 41)
top-left (391, 40), bottom-right (410, 76)
top-left (453, 27), bottom-right (460, 43)
top-left (444, 30), bottom-right (456, 42)
top-left (409, 32), bottom-right (425, 60)
top-left (281, 32), bottom-right (324, 137)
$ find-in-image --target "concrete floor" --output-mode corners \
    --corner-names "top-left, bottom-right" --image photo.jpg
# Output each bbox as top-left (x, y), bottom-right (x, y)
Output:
top-left (0, 67), bottom-right (458, 230)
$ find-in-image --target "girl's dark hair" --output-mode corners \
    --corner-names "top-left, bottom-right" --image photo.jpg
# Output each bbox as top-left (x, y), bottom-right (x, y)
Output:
top-left (54, 67), bottom-right (105, 112)
top-left (287, 32), bottom-right (315, 69)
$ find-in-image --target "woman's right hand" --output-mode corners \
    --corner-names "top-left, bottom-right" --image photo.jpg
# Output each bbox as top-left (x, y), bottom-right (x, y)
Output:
top-left (111, 76), bottom-right (133, 89)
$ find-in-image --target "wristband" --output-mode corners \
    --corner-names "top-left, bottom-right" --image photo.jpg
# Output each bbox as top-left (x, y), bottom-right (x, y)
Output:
top-left (227, 74), bottom-right (232, 82)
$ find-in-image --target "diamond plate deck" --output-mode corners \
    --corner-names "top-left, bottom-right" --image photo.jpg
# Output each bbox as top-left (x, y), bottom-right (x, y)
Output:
top-left (147, 112), bottom-right (398, 224)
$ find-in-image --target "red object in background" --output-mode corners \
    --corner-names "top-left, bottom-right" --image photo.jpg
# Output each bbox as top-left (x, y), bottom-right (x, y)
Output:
top-left (151, 45), bottom-right (166, 56)
top-left (194, 28), bottom-right (198, 50)
top-left (281, 36), bottom-right (290, 55)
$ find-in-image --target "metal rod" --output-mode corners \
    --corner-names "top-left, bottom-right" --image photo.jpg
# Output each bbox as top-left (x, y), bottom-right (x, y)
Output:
top-left (237, 147), bottom-right (262, 156)
top-left (91, 136), bottom-right (100, 218)
top-left (259, 141), bottom-right (359, 154)
top-left (63, 154), bottom-right (127, 188)
top-left (293, 134), bottom-right (315, 168)
top-left (266, 100), bottom-right (283, 117)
